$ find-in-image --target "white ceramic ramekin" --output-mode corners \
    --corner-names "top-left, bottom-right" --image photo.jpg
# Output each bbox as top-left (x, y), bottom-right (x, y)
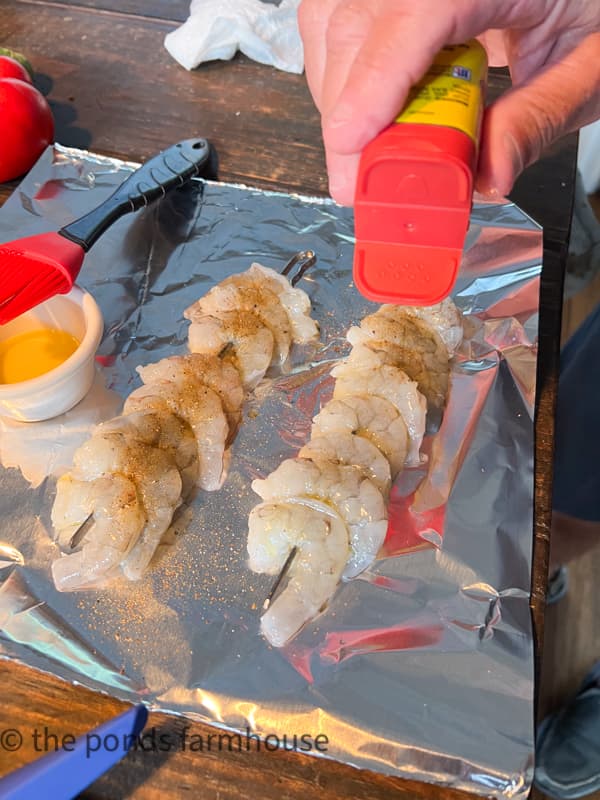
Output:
top-left (0, 286), bottom-right (104, 421)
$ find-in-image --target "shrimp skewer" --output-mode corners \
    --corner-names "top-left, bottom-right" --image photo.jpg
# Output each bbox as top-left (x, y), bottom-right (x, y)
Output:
top-left (248, 297), bottom-right (463, 646)
top-left (51, 426), bottom-right (183, 589)
top-left (311, 395), bottom-right (409, 479)
top-left (51, 473), bottom-right (146, 591)
top-left (52, 357), bottom-right (231, 588)
top-left (346, 312), bottom-right (449, 411)
top-left (184, 261), bottom-right (319, 380)
top-left (51, 255), bottom-right (319, 590)
top-left (246, 264), bottom-right (319, 344)
top-left (137, 354), bottom-right (244, 440)
top-left (252, 458), bottom-right (388, 580)
top-left (96, 410), bottom-right (198, 498)
top-left (299, 432), bottom-right (392, 496)
top-left (382, 298), bottom-right (464, 358)
top-left (186, 278), bottom-right (293, 369)
top-left (248, 500), bottom-right (349, 647)
top-left (124, 382), bottom-right (229, 492)
top-left (345, 300), bottom-right (463, 412)
top-left (186, 310), bottom-right (274, 391)
top-left (332, 344), bottom-right (427, 467)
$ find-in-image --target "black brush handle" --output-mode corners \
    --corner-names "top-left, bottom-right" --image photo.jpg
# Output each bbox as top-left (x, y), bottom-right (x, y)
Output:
top-left (59, 138), bottom-right (217, 252)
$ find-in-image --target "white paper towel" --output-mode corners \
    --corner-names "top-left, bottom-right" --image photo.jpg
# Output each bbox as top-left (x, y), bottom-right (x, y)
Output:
top-left (165, 0), bottom-right (303, 74)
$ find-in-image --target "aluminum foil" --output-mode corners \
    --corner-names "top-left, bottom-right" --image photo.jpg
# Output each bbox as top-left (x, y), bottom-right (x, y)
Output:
top-left (0, 145), bottom-right (541, 797)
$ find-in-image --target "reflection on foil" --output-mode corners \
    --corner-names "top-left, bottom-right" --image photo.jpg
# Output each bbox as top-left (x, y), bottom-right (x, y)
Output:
top-left (0, 542), bottom-right (24, 571)
top-left (0, 145), bottom-right (541, 798)
top-left (0, 566), bottom-right (142, 695)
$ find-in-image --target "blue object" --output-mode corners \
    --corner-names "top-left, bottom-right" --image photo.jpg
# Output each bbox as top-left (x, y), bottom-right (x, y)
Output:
top-left (535, 660), bottom-right (600, 798)
top-left (553, 302), bottom-right (600, 522)
top-left (0, 704), bottom-right (148, 799)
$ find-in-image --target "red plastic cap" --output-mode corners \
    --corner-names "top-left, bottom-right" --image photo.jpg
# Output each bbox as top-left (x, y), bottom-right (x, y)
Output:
top-left (353, 123), bottom-right (476, 305)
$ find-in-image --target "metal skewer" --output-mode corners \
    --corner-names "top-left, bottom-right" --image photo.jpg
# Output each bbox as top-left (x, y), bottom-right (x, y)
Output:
top-left (280, 250), bottom-right (316, 285)
top-left (69, 513), bottom-right (94, 550)
top-left (263, 546), bottom-right (298, 611)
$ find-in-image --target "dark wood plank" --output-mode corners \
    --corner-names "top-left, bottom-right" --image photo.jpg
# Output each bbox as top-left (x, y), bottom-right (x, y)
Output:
top-left (37, 0), bottom-right (191, 22)
top-left (0, 180), bottom-right (18, 207)
top-left (508, 134), bottom-right (578, 677)
top-left (1, 0), bottom-right (329, 197)
top-left (30, 0), bottom-right (277, 21)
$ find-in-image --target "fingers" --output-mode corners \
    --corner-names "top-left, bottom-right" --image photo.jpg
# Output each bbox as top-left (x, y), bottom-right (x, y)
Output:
top-left (320, 1), bottom-right (378, 117)
top-left (321, 9), bottom-right (449, 157)
top-left (313, 0), bottom-right (527, 203)
top-left (476, 33), bottom-right (600, 197)
top-left (298, 0), bottom-right (342, 111)
top-left (477, 30), bottom-right (508, 66)
top-left (325, 150), bottom-right (361, 206)
top-left (318, 6), bottom-right (452, 203)
top-left (299, 0), bottom-right (595, 205)
top-left (319, 0), bottom-right (531, 157)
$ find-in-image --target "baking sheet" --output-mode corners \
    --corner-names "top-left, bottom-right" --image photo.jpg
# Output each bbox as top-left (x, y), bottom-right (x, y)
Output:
top-left (0, 144), bottom-right (542, 797)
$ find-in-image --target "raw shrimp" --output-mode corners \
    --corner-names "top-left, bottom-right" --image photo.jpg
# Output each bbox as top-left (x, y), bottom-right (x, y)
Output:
top-left (185, 276), bottom-right (293, 370)
top-left (299, 432), bottom-right (391, 496)
top-left (137, 354), bottom-right (244, 438)
top-left (51, 473), bottom-right (145, 591)
top-left (311, 395), bottom-right (409, 478)
top-left (332, 345), bottom-right (427, 467)
top-left (380, 298), bottom-right (463, 357)
top-left (70, 430), bottom-right (183, 581)
top-left (185, 309), bottom-right (274, 390)
top-left (248, 500), bottom-right (349, 647)
top-left (346, 311), bottom-right (449, 410)
top-left (246, 264), bottom-right (319, 344)
top-left (97, 410), bottom-right (198, 498)
top-left (124, 381), bottom-right (228, 491)
top-left (252, 457), bottom-right (388, 578)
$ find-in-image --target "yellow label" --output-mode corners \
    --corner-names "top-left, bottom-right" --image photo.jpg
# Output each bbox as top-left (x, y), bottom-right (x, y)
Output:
top-left (395, 40), bottom-right (487, 143)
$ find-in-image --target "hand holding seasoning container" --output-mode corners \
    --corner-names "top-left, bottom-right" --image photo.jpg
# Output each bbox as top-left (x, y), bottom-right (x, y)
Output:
top-left (353, 40), bottom-right (488, 305)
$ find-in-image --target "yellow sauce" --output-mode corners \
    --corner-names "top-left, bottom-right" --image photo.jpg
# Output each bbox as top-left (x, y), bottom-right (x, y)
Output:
top-left (0, 328), bottom-right (80, 384)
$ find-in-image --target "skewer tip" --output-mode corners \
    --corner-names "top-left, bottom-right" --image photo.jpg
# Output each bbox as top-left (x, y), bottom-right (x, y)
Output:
top-left (263, 546), bottom-right (298, 611)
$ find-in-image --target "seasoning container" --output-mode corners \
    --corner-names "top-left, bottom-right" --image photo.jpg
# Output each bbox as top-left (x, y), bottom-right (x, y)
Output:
top-left (0, 286), bottom-right (103, 421)
top-left (353, 40), bottom-right (488, 305)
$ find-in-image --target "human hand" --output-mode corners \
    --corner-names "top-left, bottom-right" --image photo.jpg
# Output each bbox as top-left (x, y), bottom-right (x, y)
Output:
top-left (298, 0), bottom-right (600, 204)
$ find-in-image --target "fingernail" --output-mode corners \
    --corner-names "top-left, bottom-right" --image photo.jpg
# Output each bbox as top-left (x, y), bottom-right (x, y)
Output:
top-left (476, 132), bottom-right (523, 198)
top-left (475, 183), bottom-right (500, 200)
top-left (474, 160), bottom-right (499, 199)
top-left (328, 176), bottom-right (352, 206)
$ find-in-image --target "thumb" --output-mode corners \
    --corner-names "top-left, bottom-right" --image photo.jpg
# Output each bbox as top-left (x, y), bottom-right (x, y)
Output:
top-left (476, 33), bottom-right (600, 198)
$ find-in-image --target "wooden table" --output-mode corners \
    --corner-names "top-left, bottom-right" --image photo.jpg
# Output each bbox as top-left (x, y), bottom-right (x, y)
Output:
top-left (0, 2), bottom-right (577, 797)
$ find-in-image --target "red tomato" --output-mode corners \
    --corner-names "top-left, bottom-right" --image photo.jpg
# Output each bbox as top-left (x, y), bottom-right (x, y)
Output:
top-left (0, 78), bottom-right (54, 183)
top-left (0, 56), bottom-right (32, 84)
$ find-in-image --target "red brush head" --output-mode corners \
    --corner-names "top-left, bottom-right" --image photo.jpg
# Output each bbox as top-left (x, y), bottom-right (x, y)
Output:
top-left (0, 232), bottom-right (84, 323)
